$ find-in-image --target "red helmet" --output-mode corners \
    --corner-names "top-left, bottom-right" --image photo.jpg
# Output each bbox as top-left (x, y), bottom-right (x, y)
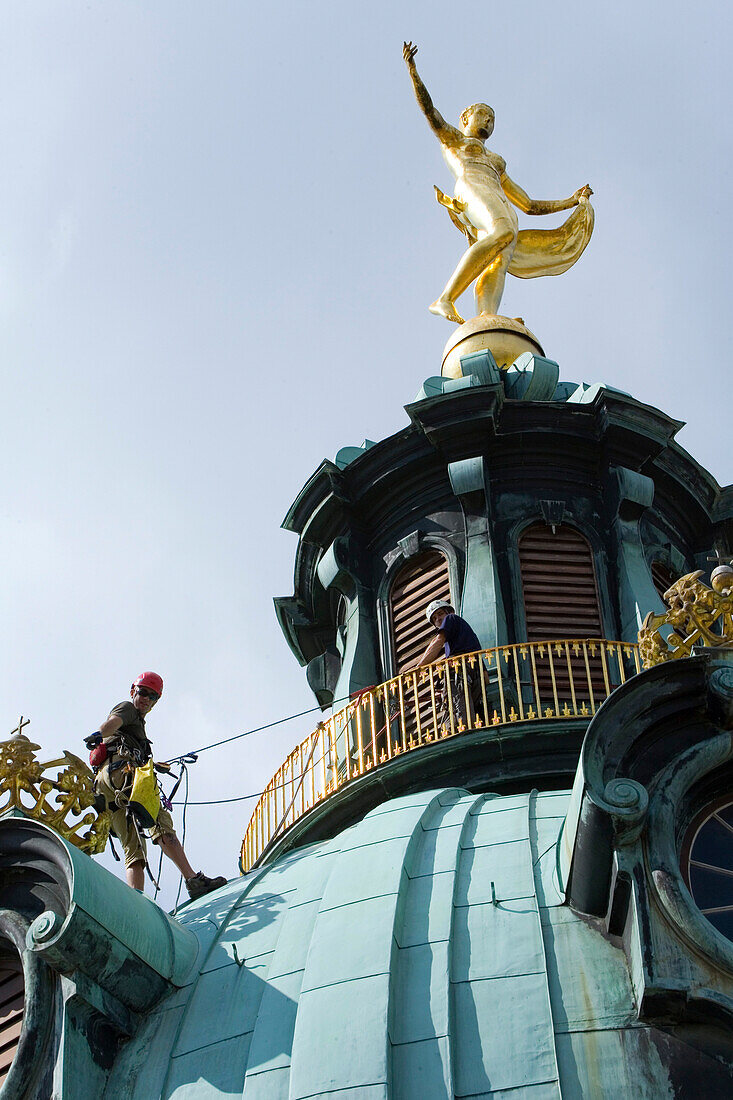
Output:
top-left (133, 671), bottom-right (164, 697)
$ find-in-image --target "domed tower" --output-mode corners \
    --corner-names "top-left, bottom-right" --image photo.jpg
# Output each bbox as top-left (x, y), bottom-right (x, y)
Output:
top-left (268, 347), bottom-right (714, 839)
top-left (221, 342), bottom-right (731, 1098)
top-left (3, 343), bottom-right (730, 1097)
top-left (1, 58), bottom-right (733, 1099)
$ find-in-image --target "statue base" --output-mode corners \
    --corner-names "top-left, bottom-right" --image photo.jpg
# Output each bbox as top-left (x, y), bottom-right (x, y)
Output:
top-left (441, 314), bottom-right (545, 378)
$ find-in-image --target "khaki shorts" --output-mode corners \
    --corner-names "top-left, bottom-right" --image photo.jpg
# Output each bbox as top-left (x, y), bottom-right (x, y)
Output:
top-left (95, 759), bottom-right (176, 869)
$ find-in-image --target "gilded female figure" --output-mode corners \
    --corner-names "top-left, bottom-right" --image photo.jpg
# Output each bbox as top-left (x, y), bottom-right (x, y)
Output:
top-left (403, 43), bottom-right (594, 324)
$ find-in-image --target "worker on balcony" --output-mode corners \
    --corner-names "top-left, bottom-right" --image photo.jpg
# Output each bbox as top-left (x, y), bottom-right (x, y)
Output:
top-left (408, 600), bottom-right (485, 730)
top-left (94, 672), bottom-right (227, 900)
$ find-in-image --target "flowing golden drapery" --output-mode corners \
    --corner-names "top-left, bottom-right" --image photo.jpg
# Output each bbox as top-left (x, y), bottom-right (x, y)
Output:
top-left (509, 197), bottom-right (594, 278)
top-left (435, 189), bottom-right (594, 280)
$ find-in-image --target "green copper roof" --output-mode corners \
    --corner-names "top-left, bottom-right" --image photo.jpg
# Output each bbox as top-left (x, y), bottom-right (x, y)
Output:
top-left (101, 785), bottom-right (675, 1099)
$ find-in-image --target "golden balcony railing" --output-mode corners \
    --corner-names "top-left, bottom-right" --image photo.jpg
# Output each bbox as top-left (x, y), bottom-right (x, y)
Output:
top-left (240, 638), bottom-right (641, 872)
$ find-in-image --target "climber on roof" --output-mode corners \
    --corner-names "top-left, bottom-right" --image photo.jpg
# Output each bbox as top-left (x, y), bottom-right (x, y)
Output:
top-left (93, 672), bottom-right (226, 900)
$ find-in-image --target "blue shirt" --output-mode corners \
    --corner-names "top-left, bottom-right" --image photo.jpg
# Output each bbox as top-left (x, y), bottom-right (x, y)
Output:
top-left (440, 614), bottom-right (481, 657)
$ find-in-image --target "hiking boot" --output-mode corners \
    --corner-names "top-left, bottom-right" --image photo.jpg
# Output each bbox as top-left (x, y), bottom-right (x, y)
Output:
top-left (185, 871), bottom-right (227, 900)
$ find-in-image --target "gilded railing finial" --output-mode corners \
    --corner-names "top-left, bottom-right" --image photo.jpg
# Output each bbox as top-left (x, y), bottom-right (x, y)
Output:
top-left (639, 570), bottom-right (733, 669)
top-left (0, 728), bottom-right (111, 854)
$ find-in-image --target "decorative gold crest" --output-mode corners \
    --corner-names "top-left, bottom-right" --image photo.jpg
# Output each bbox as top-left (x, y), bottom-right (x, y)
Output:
top-left (639, 571), bottom-right (733, 669)
top-left (0, 734), bottom-right (110, 854)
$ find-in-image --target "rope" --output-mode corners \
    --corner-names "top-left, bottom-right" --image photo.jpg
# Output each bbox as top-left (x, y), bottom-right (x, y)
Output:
top-left (174, 791), bottom-right (264, 805)
top-left (134, 689), bottom-right (384, 883)
top-left (167, 687), bottom-right (364, 762)
top-left (134, 690), bottom-right (366, 896)
top-left (268, 724), bottom-right (323, 846)
top-left (163, 687), bottom-right (383, 807)
top-left (180, 705), bottom-right (328, 758)
top-left (173, 765), bottom-right (190, 910)
top-left (153, 845), bottom-right (164, 901)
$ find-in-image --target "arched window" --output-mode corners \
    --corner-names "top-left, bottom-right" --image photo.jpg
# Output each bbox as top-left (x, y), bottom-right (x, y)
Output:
top-left (651, 560), bottom-right (676, 601)
top-left (519, 523), bottom-right (602, 641)
top-left (519, 523), bottom-right (603, 699)
top-left (389, 550), bottom-right (452, 672)
top-left (0, 952), bottom-right (23, 1085)
top-left (388, 550), bottom-right (452, 744)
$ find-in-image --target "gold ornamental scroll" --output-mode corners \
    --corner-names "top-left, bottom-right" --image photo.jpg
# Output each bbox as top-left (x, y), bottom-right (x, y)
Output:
top-left (638, 571), bottom-right (733, 669)
top-left (0, 735), bottom-right (111, 854)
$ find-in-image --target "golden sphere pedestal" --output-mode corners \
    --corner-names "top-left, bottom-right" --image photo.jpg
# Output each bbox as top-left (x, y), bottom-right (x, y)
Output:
top-left (441, 314), bottom-right (544, 379)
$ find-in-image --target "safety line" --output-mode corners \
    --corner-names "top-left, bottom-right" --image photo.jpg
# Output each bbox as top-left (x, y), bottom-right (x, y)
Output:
top-left (176, 690), bottom-right (357, 760)
top-left (160, 688), bottom-right (374, 811)
top-left (172, 767), bottom-right (191, 910)
top-left (173, 791), bottom-right (263, 805)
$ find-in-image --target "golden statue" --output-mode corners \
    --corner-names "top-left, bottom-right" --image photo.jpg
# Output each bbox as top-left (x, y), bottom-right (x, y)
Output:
top-left (403, 42), bottom-right (594, 325)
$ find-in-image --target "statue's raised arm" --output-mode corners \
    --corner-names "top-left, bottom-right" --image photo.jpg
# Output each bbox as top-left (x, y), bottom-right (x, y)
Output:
top-left (403, 42), bottom-right (462, 147)
top-left (402, 43), bottom-right (594, 325)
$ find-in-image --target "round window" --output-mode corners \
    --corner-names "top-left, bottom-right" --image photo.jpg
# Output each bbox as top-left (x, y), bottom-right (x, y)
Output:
top-left (683, 798), bottom-right (733, 943)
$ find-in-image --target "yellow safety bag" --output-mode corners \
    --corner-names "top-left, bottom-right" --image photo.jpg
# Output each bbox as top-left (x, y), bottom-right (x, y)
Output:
top-left (128, 760), bottom-right (160, 829)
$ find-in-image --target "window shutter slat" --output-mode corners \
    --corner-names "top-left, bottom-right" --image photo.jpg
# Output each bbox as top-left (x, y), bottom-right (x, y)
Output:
top-left (388, 551), bottom-right (452, 741)
top-left (651, 561), bottom-right (676, 600)
top-left (519, 524), bottom-right (604, 698)
top-left (0, 956), bottom-right (23, 1085)
top-left (390, 551), bottom-right (451, 673)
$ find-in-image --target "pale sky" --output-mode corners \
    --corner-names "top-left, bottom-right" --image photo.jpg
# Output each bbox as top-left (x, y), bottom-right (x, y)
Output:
top-left (1, 2), bottom-right (730, 908)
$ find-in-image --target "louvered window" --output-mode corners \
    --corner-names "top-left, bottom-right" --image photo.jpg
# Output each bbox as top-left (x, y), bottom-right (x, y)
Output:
top-left (0, 954), bottom-right (23, 1086)
top-left (388, 551), bottom-right (452, 744)
top-left (519, 523), bottom-right (604, 698)
top-left (390, 551), bottom-right (452, 672)
top-left (651, 560), bottom-right (676, 601)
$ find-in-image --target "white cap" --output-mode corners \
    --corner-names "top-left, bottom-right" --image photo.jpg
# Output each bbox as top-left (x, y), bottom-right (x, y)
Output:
top-left (425, 599), bottom-right (454, 623)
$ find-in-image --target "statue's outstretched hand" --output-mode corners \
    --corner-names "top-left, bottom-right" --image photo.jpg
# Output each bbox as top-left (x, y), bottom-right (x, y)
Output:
top-left (573, 184), bottom-right (593, 203)
top-left (403, 41), bottom-right (418, 66)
